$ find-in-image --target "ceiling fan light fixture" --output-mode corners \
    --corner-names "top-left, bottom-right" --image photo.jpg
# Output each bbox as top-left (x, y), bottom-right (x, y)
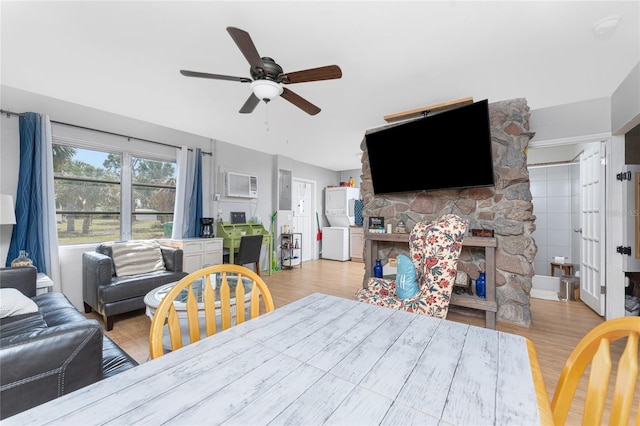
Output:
top-left (251, 80), bottom-right (283, 101)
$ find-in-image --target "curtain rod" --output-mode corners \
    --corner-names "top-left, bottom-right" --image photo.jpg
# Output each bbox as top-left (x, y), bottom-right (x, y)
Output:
top-left (0, 109), bottom-right (212, 156)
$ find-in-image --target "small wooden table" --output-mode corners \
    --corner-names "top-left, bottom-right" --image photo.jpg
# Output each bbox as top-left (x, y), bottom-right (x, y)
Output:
top-left (6, 293), bottom-right (550, 425)
top-left (550, 262), bottom-right (572, 277)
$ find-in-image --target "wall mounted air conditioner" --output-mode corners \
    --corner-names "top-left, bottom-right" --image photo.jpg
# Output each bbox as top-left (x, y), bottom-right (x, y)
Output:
top-left (225, 172), bottom-right (258, 198)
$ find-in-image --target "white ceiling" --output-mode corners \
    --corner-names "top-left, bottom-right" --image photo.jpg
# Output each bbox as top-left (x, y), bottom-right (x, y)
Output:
top-left (2, 1), bottom-right (638, 171)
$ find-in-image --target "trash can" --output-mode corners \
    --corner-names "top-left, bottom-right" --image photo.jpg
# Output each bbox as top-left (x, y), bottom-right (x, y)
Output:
top-left (163, 222), bottom-right (173, 238)
top-left (559, 276), bottom-right (580, 301)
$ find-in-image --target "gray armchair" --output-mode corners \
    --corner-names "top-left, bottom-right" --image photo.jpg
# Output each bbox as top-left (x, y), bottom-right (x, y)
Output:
top-left (82, 243), bottom-right (188, 330)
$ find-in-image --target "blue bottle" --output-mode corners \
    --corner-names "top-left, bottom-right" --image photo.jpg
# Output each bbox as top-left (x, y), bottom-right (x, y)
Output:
top-left (476, 272), bottom-right (486, 298)
top-left (373, 259), bottom-right (383, 278)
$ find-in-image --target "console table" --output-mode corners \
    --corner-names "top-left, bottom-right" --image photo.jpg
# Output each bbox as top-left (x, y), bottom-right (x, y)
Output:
top-left (364, 233), bottom-right (497, 328)
top-left (159, 238), bottom-right (223, 273)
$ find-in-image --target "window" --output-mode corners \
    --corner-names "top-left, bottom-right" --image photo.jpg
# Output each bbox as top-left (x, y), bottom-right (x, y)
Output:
top-left (131, 155), bottom-right (177, 240)
top-left (53, 144), bottom-right (176, 245)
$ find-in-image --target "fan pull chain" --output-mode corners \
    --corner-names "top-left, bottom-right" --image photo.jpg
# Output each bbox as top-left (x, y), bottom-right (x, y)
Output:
top-left (264, 101), bottom-right (270, 131)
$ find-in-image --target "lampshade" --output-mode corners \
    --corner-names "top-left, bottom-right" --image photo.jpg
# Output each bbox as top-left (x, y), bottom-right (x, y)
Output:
top-left (0, 194), bottom-right (16, 225)
top-left (251, 80), bottom-right (283, 101)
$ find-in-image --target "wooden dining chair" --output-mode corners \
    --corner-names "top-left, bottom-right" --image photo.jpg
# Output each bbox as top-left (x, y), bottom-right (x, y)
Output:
top-left (550, 316), bottom-right (639, 425)
top-left (149, 264), bottom-right (275, 360)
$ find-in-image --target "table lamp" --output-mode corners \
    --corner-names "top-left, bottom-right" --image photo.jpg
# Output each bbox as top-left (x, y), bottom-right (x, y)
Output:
top-left (0, 194), bottom-right (16, 225)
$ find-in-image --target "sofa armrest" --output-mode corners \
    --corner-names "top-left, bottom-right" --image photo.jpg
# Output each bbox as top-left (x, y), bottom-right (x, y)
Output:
top-left (161, 247), bottom-right (184, 273)
top-left (0, 320), bottom-right (103, 419)
top-left (83, 252), bottom-right (113, 309)
top-left (0, 266), bottom-right (37, 298)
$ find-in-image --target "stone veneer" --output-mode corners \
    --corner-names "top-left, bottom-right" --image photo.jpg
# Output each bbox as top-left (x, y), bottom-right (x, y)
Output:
top-left (360, 98), bottom-right (536, 327)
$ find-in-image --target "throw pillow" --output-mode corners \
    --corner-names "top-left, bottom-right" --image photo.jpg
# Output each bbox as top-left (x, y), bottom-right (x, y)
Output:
top-left (395, 254), bottom-right (419, 299)
top-left (0, 288), bottom-right (38, 318)
top-left (111, 240), bottom-right (166, 277)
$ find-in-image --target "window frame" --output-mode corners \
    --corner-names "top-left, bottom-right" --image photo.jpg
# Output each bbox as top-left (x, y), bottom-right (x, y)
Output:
top-left (52, 134), bottom-right (177, 245)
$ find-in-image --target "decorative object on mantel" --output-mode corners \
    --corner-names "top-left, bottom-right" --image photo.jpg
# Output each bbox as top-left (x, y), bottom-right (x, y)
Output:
top-left (10, 250), bottom-right (33, 268)
top-left (373, 259), bottom-right (383, 278)
top-left (453, 271), bottom-right (472, 296)
top-left (383, 96), bottom-right (473, 122)
top-left (394, 220), bottom-right (409, 234)
top-left (368, 216), bottom-right (384, 233)
top-left (471, 228), bottom-right (494, 237)
top-left (454, 271), bottom-right (469, 287)
top-left (475, 271), bottom-right (486, 299)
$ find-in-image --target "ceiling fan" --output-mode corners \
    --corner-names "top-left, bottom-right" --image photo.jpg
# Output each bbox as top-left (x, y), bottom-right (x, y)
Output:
top-left (180, 26), bottom-right (342, 115)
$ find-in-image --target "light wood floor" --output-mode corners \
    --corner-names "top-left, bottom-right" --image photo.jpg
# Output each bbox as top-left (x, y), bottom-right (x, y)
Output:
top-left (87, 259), bottom-right (637, 425)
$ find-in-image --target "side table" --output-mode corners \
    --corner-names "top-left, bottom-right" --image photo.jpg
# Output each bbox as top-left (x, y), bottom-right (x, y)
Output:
top-left (36, 273), bottom-right (54, 295)
top-left (550, 262), bottom-right (572, 277)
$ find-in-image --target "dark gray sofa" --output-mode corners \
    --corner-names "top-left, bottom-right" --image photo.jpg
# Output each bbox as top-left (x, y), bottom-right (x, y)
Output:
top-left (0, 266), bottom-right (138, 420)
top-left (83, 242), bottom-right (188, 330)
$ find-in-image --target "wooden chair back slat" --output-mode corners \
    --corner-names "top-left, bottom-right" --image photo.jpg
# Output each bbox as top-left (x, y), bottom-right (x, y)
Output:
top-left (149, 264), bottom-right (275, 359)
top-left (203, 274), bottom-right (217, 337)
top-left (583, 339), bottom-right (611, 423)
top-left (610, 332), bottom-right (638, 425)
top-left (220, 273), bottom-right (232, 330)
top-left (550, 316), bottom-right (640, 425)
top-left (236, 275), bottom-right (246, 324)
top-left (166, 307), bottom-right (182, 352)
top-left (185, 285), bottom-right (200, 344)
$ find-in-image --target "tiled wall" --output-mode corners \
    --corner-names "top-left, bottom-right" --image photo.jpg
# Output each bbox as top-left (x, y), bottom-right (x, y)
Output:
top-left (529, 163), bottom-right (581, 277)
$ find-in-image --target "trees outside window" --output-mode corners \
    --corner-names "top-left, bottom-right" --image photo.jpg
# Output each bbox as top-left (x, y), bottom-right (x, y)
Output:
top-left (53, 144), bottom-right (176, 245)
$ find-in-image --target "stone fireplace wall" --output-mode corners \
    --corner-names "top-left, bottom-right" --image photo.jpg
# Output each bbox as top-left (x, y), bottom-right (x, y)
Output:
top-left (360, 98), bottom-right (536, 327)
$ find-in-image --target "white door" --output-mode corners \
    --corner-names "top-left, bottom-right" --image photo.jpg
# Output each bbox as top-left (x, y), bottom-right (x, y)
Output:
top-left (292, 178), bottom-right (314, 261)
top-left (580, 143), bottom-right (606, 315)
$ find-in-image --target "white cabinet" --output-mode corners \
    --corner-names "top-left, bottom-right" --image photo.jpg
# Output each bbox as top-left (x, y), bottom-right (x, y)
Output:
top-left (160, 238), bottom-right (223, 273)
top-left (350, 226), bottom-right (364, 262)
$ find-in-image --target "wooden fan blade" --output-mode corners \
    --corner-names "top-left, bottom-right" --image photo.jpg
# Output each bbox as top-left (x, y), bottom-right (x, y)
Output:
top-left (180, 70), bottom-right (252, 83)
top-left (280, 88), bottom-right (321, 115)
top-left (227, 27), bottom-right (265, 71)
top-left (279, 65), bottom-right (342, 84)
top-left (239, 93), bottom-right (260, 114)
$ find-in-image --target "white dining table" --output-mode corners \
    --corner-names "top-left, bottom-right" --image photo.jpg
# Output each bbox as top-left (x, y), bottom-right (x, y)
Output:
top-left (5, 293), bottom-right (549, 425)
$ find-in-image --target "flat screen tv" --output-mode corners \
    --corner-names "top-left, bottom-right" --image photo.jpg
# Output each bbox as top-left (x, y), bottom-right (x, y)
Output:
top-left (366, 99), bottom-right (494, 195)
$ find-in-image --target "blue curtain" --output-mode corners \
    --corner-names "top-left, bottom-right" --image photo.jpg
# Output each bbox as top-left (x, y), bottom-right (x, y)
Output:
top-left (6, 113), bottom-right (47, 272)
top-left (185, 148), bottom-right (203, 237)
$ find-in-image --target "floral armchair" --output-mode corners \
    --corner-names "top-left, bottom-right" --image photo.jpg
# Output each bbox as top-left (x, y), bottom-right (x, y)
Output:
top-left (355, 214), bottom-right (467, 319)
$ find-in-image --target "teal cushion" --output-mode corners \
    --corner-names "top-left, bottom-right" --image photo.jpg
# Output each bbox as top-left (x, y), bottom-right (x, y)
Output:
top-left (395, 254), bottom-right (419, 299)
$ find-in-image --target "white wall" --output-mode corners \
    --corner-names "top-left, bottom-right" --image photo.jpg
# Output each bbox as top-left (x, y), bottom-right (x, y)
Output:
top-left (529, 97), bottom-right (611, 143)
top-left (611, 62), bottom-right (640, 135)
top-left (529, 164), bottom-right (576, 276)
